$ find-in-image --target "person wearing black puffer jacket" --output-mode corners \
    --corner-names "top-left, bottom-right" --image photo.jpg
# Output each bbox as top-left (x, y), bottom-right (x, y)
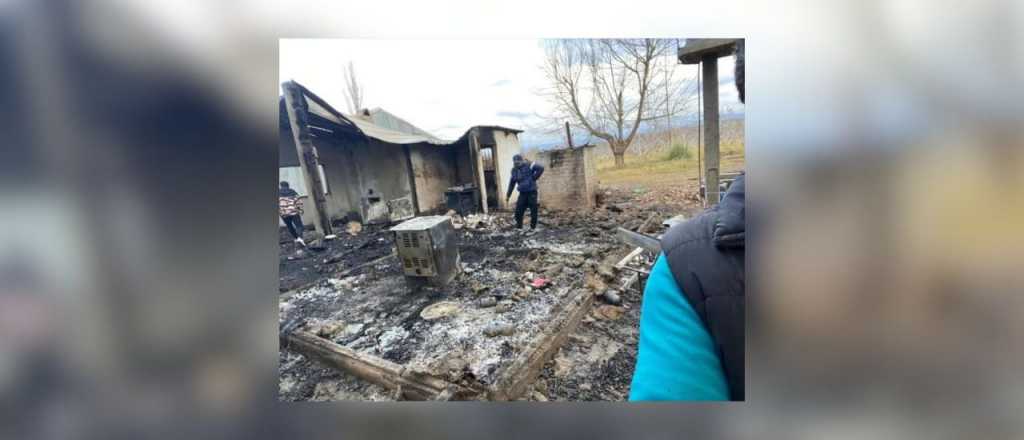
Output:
top-left (506, 154), bottom-right (545, 231)
top-left (630, 40), bottom-right (745, 401)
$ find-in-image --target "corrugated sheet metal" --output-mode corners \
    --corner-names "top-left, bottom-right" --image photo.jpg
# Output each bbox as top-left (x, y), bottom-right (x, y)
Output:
top-left (369, 108), bottom-right (442, 141)
top-left (347, 115), bottom-right (452, 145)
top-left (283, 81), bottom-right (522, 147)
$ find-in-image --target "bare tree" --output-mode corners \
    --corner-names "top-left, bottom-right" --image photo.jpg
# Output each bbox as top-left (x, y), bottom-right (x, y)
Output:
top-left (343, 61), bottom-right (364, 114)
top-left (540, 39), bottom-right (696, 167)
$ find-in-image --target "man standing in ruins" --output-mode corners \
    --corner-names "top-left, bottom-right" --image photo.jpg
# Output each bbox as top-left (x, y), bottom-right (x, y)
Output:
top-left (279, 181), bottom-right (307, 247)
top-left (506, 154), bottom-right (545, 232)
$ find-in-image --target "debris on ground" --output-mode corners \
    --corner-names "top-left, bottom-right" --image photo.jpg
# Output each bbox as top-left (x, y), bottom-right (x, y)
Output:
top-left (601, 290), bottom-right (623, 305)
top-left (593, 305), bottom-right (625, 321)
top-left (280, 185), bottom-right (704, 402)
top-left (347, 221), bottom-right (363, 236)
top-left (530, 277), bottom-right (551, 289)
top-left (420, 301), bottom-right (461, 321)
top-left (483, 322), bottom-right (515, 337)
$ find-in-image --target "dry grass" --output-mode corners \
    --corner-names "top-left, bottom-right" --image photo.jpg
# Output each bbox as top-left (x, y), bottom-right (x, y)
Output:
top-left (595, 141), bottom-right (745, 189)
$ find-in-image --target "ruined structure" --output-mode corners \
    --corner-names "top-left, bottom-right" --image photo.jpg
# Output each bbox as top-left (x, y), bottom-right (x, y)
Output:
top-left (534, 145), bottom-right (598, 210)
top-left (279, 81), bottom-right (523, 231)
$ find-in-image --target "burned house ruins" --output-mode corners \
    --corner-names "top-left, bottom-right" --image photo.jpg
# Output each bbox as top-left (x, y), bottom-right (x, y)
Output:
top-left (279, 81), bottom-right (524, 233)
top-left (278, 80), bottom-right (683, 402)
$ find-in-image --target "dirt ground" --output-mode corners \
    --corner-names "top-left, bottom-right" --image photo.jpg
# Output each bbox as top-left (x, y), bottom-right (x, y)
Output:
top-left (278, 180), bottom-right (723, 401)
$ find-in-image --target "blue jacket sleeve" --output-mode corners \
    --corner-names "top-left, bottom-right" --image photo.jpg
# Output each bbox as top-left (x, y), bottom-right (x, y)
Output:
top-left (629, 255), bottom-right (730, 401)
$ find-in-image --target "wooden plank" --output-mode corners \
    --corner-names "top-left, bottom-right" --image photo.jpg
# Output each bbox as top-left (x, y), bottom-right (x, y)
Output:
top-left (489, 288), bottom-right (596, 400)
top-left (284, 329), bottom-right (479, 401)
top-left (615, 247), bottom-right (645, 270)
top-left (470, 130), bottom-right (489, 215)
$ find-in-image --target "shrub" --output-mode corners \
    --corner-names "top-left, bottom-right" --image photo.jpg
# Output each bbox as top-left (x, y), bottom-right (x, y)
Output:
top-left (664, 143), bottom-right (692, 161)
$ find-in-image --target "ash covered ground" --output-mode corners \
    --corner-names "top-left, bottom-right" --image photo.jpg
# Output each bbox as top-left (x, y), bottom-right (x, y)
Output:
top-left (279, 187), bottom-right (704, 401)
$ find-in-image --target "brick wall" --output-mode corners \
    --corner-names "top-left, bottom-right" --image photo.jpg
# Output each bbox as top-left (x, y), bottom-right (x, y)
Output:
top-left (535, 145), bottom-right (596, 210)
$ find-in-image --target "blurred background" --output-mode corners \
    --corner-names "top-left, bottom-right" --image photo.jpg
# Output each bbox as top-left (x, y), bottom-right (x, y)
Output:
top-left (0, 0), bottom-right (1021, 438)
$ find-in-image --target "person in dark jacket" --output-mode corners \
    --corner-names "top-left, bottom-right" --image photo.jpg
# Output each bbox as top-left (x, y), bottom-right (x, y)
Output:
top-left (279, 181), bottom-right (307, 246)
top-left (506, 154), bottom-right (545, 231)
top-left (629, 174), bottom-right (744, 401)
top-left (630, 40), bottom-right (745, 401)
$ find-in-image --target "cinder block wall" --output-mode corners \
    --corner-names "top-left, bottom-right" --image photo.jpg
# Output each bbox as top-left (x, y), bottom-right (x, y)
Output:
top-left (534, 145), bottom-right (596, 210)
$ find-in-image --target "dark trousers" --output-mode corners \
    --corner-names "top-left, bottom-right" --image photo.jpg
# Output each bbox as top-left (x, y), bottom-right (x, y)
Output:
top-left (282, 215), bottom-right (304, 239)
top-left (514, 191), bottom-right (539, 229)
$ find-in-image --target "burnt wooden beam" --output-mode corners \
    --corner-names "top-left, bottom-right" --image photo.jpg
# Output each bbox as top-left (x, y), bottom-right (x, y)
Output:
top-left (289, 81), bottom-right (357, 130)
top-left (489, 288), bottom-right (596, 400)
top-left (282, 81), bottom-right (333, 235)
top-left (284, 329), bottom-right (480, 401)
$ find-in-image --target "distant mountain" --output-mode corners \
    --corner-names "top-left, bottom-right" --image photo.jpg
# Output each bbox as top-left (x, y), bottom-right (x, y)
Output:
top-left (521, 111), bottom-right (744, 151)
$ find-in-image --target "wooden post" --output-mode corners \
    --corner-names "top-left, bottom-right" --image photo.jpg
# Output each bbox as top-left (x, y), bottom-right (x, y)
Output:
top-left (665, 60), bottom-right (672, 152)
top-left (282, 81), bottom-right (333, 235)
top-left (701, 55), bottom-right (720, 205)
top-left (564, 121), bottom-right (573, 148)
top-left (469, 130), bottom-right (488, 214)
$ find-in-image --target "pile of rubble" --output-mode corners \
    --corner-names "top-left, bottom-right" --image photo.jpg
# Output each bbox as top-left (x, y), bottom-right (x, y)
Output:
top-left (279, 186), bottom-right (694, 401)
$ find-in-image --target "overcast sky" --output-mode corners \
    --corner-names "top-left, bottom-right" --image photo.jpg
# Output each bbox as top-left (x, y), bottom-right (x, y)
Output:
top-left (280, 39), bottom-right (741, 148)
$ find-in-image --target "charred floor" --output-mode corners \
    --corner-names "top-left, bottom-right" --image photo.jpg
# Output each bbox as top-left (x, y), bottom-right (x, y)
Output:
top-left (278, 186), bottom-right (705, 401)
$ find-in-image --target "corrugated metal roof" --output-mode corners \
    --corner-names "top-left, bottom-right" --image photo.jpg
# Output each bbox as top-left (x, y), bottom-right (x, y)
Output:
top-left (345, 115), bottom-right (451, 145)
top-left (368, 108), bottom-right (442, 141)
top-left (282, 81), bottom-right (522, 147)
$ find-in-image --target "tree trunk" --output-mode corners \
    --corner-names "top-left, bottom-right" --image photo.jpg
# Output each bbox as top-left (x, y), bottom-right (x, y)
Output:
top-left (613, 152), bottom-right (626, 168)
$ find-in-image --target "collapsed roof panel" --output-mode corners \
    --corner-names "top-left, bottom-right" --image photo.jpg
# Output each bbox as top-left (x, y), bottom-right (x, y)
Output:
top-left (280, 80), bottom-right (523, 149)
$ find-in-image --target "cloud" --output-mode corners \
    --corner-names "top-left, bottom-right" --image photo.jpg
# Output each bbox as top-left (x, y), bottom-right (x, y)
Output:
top-left (490, 79), bottom-right (512, 87)
top-left (496, 111), bottom-right (531, 119)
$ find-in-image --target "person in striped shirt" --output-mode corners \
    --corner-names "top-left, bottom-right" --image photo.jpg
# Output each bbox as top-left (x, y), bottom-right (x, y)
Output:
top-left (279, 181), bottom-right (307, 247)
